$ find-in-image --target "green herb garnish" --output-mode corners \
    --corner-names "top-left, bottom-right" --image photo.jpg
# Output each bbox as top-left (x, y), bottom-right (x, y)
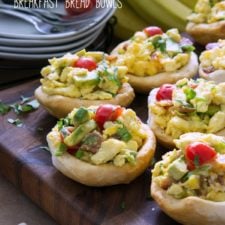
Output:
top-left (75, 150), bottom-right (84, 159)
top-left (0, 101), bottom-right (10, 115)
top-left (7, 118), bottom-right (23, 127)
top-left (184, 88), bottom-right (196, 101)
top-left (57, 117), bottom-right (71, 130)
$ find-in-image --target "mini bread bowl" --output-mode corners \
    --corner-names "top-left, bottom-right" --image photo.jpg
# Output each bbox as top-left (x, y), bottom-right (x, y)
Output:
top-left (35, 83), bottom-right (134, 119)
top-left (151, 132), bottom-right (225, 225)
top-left (110, 27), bottom-right (198, 93)
top-left (35, 49), bottom-right (135, 118)
top-left (186, 21), bottom-right (225, 45)
top-left (199, 40), bottom-right (225, 83)
top-left (47, 105), bottom-right (156, 186)
top-left (186, 0), bottom-right (225, 45)
top-left (148, 78), bottom-right (225, 148)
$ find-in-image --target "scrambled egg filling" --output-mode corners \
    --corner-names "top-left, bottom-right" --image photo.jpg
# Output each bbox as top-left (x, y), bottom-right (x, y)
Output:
top-left (188, 0), bottom-right (225, 24)
top-left (200, 39), bottom-right (225, 70)
top-left (112, 29), bottom-right (194, 76)
top-left (152, 133), bottom-right (225, 201)
top-left (54, 106), bottom-right (147, 167)
top-left (40, 50), bottom-right (128, 100)
top-left (150, 78), bottom-right (225, 138)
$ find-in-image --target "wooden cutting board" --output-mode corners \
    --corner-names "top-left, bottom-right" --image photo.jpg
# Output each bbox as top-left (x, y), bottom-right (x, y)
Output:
top-left (0, 79), bottom-right (181, 225)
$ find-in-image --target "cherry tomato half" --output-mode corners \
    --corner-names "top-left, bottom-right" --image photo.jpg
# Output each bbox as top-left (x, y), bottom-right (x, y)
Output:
top-left (95, 105), bottom-right (123, 129)
top-left (144, 26), bottom-right (163, 37)
top-left (185, 142), bottom-right (217, 170)
top-left (65, 0), bottom-right (95, 15)
top-left (156, 84), bottom-right (174, 101)
top-left (74, 57), bottom-right (97, 71)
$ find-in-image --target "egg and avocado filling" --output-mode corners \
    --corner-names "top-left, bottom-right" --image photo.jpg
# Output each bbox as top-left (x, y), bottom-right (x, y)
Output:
top-left (152, 133), bottom-right (225, 201)
top-left (188, 0), bottom-right (225, 24)
top-left (112, 28), bottom-right (195, 77)
top-left (40, 49), bottom-right (128, 100)
top-left (53, 105), bottom-right (147, 167)
top-left (200, 39), bottom-right (225, 73)
top-left (150, 78), bottom-right (225, 139)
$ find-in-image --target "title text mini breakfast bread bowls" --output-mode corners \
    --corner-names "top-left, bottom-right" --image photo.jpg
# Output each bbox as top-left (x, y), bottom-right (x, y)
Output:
top-left (148, 78), bottom-right (225, 148)
top-left (35, 49), bottom-right (135, 118)
top-left (151, 132), bottom-right (225, 225)
top-left (47, 104), bottom-right (156, 186)
top-left (199, 40), bottom-right (225, 83)
top-left (110, 26), bottom-right (198, 93)
top-left (186, 0), bottom-right (225, 45)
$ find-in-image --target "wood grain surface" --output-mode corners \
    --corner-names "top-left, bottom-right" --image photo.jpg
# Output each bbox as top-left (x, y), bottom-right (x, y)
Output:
top-left (0, 79), bottom-right (181, 225)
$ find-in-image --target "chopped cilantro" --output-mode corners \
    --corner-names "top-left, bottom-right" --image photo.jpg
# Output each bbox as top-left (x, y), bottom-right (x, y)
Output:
top-left (181, 45), bottom-right (195, 52)
top-left (75, 150), bottom-right (84, 159)
top-left (26, 99), bottom-right (40, 109)
top-left (57, 117), bottom-right (70, 130)
top-left (116, 126), bottom-right (132, 142)
top-left (184, 88), bottom-right (196, 101)
top-left (7, 118), bottom-right (23, 127)
top-left (20, 95), bottom-right (31, 104)
top-left (193, 155), bottom-right (200, 168)
top-left (0, 101), bottom-right (10, 115)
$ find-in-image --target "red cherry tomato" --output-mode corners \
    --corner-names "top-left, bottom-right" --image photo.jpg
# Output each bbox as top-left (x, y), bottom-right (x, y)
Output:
top-left (65, 0), bottom-right (95, 15)
top-left (156, 84), bottom-right (174, 101)
top-left (144, 26), bottom-right (163, 37)
top-left (95, 105), bottom-right (123, 128)
top-left (185, 142), bottom-right (217, 170)
top-left (74, 57), bottom-right (97, 71)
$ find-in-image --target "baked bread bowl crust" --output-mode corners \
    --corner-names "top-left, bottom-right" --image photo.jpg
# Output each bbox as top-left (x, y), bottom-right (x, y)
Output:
top-left (47, 124), bottom-right (156, 186)
top-left (148, 88), bottom-right (225, 148)
top-left (35, 83), bottom-right (135, 118)
top-left (111, 41), bottom-right (198, 93)
top-left (151, 178), bottom-right (225, 225)
top-left (199, 65), bottom-right (225, 83)
top-left (186, 21), bottom-right (225, 45)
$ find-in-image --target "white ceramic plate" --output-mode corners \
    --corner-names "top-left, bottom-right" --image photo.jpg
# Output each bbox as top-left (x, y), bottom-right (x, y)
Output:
top-left (0, 28), bottom-right (102, 53)
top-left (0, 31), bottom-right (101, 60)
top-left (0, 2), bottom-right (115, 40)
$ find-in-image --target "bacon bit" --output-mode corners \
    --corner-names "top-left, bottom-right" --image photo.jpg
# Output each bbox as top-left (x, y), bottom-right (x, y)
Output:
top-left (67, 145), bottom-right (80, 155)
top-left (123, 43), bottom-right (129, 51)
top-left (67, 127), bottom-right (75, 133)
top-left (203, 66), bottom-right (215, 74)
top-left (189, 83), bottom-right (198, 89)
top-left (106, 55), bottom-right (118, 61)
top-left (160, 177), bottom-right (173, 190)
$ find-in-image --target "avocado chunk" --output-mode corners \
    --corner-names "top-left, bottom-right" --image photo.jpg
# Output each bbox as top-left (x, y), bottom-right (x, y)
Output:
top-left (168, 158), bottom-right (188, 181)
top-left (64, 120), bottom-right (97, 147)
top-left (73, 71), bottom-right (100, 87)
top-left (73, 107), bottom-right (90, 125)
top-left (167, 183), bottom-right (186, 199)
top-left (207, 104), bottom-right (220, 116)
top-left (55, 142), bottom-right (67, 156)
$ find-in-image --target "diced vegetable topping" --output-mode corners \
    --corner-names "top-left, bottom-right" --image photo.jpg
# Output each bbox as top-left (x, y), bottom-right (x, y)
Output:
top-left (51, 105), bottom-right (147, 167)
top-left (156, 84), bottom-right (174, 101)
top-left (94, 105), bottom-right (123, 128)
top-left (74, 57), bottom-right (97, 71)
top-left (144, 26), bottom-right (163, 37)
top-left (185, 142), bottom-right (217, 170)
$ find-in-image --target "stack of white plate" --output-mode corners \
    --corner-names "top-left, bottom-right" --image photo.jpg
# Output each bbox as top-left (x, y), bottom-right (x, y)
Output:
top-left (0, 1), bottom-right (116, 60)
